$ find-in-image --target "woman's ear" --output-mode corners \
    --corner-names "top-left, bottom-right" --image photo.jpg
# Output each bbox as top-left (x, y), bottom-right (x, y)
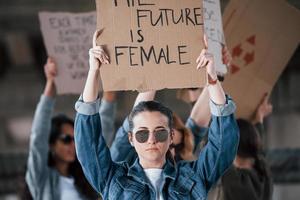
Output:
top-left (128, 132), bottom-right (134, 147)
top-left (170, 129), bottom-right (174, 143)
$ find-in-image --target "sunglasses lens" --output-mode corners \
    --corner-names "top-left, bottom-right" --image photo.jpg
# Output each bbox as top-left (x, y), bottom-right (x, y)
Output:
top-left (135, 130), bottom-right (149, 143)
top-left (60, 135), bottom-right (74, 144)
top-left (155, 130), bottom-right (169, 142)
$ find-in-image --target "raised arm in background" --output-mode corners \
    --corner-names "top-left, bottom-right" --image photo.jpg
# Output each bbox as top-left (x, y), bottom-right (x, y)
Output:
top-left (252, 93), bottom-right (273, 140)
top-left (43, 58), bottom-right (57, 97)
top-left (253, 93), bottom-right (273, 124)
top-left (26, 58), bottom-right (57, 199)
top-left (100, 91), bottom-right (117, 147)
top-left (134, 90), bottom-right (156, 106)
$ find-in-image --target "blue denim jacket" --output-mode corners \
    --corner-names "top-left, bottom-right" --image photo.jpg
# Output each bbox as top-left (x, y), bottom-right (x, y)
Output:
top-left (75, 97), bottom-right (239, 199)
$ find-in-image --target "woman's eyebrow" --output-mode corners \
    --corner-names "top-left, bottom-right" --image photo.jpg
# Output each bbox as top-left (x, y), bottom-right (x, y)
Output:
top-left (137, 127), bottom-right (148, 130)
top-left (136, 126), bottom-right (167, 131)
top-left (154, 126), bottom-right (167, 130)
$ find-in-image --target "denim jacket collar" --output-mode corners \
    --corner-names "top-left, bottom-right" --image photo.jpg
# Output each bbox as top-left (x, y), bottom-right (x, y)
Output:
top-left (127, 158), bottom-right (177, 183)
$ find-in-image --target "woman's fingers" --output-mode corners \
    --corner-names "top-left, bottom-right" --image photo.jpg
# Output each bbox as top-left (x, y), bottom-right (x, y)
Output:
top-left (196, 59), bottom-right (202, 69)
top-left (92, 50), bottom-right (110, 64)
top-left (92, 52), bottom-right (102, 62)
top-left (92, 30), bottom-right (101, 48)
top-left (93, 46), bottom-right (110, 60)
top-left (92, 30), bottom-right (110, 65)
top-left (198, 56), bottom-right (205, 68)
top-left (197, 51), bottom-right (214, 70)
top-left (196, 49), bottom-right (206, 63)
top-left (91, 51), bottom-right (103, 63)
top-left (45, 58), bottom-right (58, 75)
top-left (90, 49), bottom-right (109, 64)
top-left (197, 49), bottom-right (216, 75)
top-left (203, 34), bottom-right (208, 49)
top-left (197, 56), bottom-right (207, 69)
top-left (49, 65), bottom-right (57, 76)
top-left (95, 48), bottom-right (109, 60)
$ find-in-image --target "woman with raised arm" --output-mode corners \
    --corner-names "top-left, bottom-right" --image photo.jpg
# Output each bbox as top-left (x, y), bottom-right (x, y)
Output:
top-left (109, 40), bottom-right (232, 163)
top-left (214, 95), bottom-right (273, 200)
top-left (74, 30), bottom-right (239, 199)
top-left (26, 58), bottom-right (98, 200)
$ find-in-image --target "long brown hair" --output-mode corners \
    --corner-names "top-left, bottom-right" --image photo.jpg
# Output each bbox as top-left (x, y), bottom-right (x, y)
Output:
top-left (172, 113), bottom-right (196, 161)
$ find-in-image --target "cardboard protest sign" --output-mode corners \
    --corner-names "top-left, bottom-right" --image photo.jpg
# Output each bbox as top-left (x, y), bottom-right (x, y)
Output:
top-left (223, 0), bottom-right (300, 119)
top-left (39, 11), bottom-right (96, 94)
top-left (96, 0), bottom-right (206, 91)
top-left (203, 0), bottom-right (227, 75)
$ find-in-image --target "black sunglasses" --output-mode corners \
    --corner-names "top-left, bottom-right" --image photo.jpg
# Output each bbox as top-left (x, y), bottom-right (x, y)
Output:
top-left (134, 129), bottom-right (169, 143)
top-left (58, 134), bottom-right (74, 144)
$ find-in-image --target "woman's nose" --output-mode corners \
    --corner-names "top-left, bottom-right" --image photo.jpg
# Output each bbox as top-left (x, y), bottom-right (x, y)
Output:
top-left (147, 132), bottom-right (156, 144)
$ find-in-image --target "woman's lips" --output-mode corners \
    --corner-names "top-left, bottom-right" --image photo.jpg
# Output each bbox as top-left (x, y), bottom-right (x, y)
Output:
top-left (146, 148), bottom-right (159, 151)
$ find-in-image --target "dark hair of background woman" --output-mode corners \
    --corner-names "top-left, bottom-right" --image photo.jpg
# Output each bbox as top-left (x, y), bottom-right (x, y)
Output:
top-left (48, 114), bottom-right (97, 199)
top-left (236, 119), bottom-right (270, 179)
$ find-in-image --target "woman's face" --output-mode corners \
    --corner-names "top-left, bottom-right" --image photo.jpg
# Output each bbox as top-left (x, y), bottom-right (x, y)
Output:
top-left (130, 111), bottom-right (172, 167)
top-left (52, 123), bottom-right (76, 163)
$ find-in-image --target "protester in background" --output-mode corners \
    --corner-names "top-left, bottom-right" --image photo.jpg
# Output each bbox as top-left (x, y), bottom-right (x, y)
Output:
top-left (74, 30), bottom-right (239, 199)
top-left (26, 58), bottom-right (98, 200)
top-left (219, 118), bottom-right (273, 200)
top-left (206, 95), bottom-right (273, 200)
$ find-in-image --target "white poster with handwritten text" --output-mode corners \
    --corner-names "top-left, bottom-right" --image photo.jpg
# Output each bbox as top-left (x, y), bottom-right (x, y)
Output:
top-left (203, 0), bottom-right (227, 75)
top-left (39, 11), bottom-right (96, 94)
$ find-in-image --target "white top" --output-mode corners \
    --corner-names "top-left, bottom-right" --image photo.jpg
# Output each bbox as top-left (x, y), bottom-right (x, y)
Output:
top-left (144, 168), bottom-right (164, 200)
top-left (59, 176), bottom-right (84, 200)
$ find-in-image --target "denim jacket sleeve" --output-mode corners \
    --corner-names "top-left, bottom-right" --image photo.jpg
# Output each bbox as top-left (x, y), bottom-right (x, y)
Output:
top-left (25, 95), bottom-right (55, 197)
top-left (185, 117), bottom-right (208, 152)
top-left (74, 97), bottom-right (117, 193)
top-left (110, 117), bottom-right (136, 163)
top-left (99, 99), bottom-right (117, 147)
top-left (193, 96), bottom-right (239, 190)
